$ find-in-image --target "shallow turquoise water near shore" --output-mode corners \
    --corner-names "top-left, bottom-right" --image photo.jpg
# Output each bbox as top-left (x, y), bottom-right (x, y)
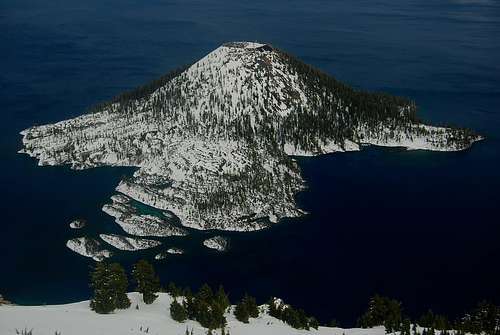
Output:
top-left (1, 0), bottom-right (499, 325)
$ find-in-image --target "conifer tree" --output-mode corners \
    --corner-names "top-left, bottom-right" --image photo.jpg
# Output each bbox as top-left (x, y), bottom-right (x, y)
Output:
top-left (184, 290), bottom-right (197, 320)
top-left (90, 262), bottom-right (115, 314)
top-left (90, 262), bottom-right (130, 314)
top-left (267, 297), bottom-right (283, 319)
top-left (197, 284), bottom-right (214, 303)
top-left (234, 299), bottom-right (249, 323)
top-left (309, 317), bottom-right (319, 330)
top-left (168, 282), bottom-right (182, 297)
top-left (110, 262), bottom-right (131, 309)
top-left (214, 285), bottom-right (230, 312)
top-left (402, 318), bottom-right (411, 335)
top-left (234, 294), bottom-right (259, 323)
top-left (244, 294), bottom-right (259, 318)
top-left (171, 299), bottom-right (188, 322)
top-left (132, 259), bottom-right (160, 304)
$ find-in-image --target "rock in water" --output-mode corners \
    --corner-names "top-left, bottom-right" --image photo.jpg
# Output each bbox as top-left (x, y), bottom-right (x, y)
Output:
top-left (203, 236), bottom-right (229, 251)
top-left (99, 234), bottom-right (161, 251)
top-left (66, 237), bottom-right (112, 261)
top-left (167, 247), bottom-right (184, 254)
top-left (154, 247), bottom-right (185, 260)
top-left (69, 219), bottom-right (86, 229)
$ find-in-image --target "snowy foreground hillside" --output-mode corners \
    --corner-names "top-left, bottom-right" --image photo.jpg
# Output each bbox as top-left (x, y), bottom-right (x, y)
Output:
top-left (0, 293), bottom-right (401, 335)
top-left (19, 41), bottom-right (482, 258)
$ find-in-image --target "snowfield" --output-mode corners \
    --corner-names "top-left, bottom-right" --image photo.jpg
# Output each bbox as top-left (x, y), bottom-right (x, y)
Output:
top-left (0, 292), bottom-right (392, 335)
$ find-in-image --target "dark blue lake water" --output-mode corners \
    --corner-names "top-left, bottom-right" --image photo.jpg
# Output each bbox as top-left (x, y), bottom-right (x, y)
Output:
top-left (1, 0), bottom-right (499, 326)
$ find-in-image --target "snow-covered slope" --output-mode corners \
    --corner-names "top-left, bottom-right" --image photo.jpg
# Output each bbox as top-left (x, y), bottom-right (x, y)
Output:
top-left (19, 41), bottom-right (482, 238)
top-left (0, 292), bottom-right (388, 335)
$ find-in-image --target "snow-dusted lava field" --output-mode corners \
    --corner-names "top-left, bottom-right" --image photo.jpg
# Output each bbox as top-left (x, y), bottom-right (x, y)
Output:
top-left (18, 41), bottom-right (482, 259)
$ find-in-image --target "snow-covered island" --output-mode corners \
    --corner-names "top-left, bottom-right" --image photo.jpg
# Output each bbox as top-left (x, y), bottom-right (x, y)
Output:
top-left (154, 247), bottom-right (185, 260)
top-left (100, 234), bottom-right (161, 251)
top-left (203, 236), bottom-right (230, 251)
top-left (103, 194), bottom-right (188, 237)
top-left (154, 252), bottom-right (167, 260)
top-left (166, 247), bottom-right (184, 254)
top-left (66, 237), bottom-right (112, 261)
top-left (69, 219), bottom-right (86, 229)
top-left (19, 41), bottom-right (483, 235)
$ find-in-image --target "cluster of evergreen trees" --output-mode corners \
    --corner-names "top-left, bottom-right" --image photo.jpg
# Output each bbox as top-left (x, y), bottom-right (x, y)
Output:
top-left (89, 262), bottom-right (131, 314)
top-left (89, 261), bottom-right (498, 334)
top-left (267, 297), bottom-right (319, 330)
top-left (168, 283), bottom-right (230, 330)
top-left (357, 294), bottom-right (403, 332)
top-left (455, 301), bottom-right (500, 335)
top-left (234, 294), bottom-right (259, 323)
top-left (86, 64), bottom-right (190, 115)
top-left (89, 260), bottom-right (160, 314)
top-left (357, 294), bottom-right (500, 335)
top-left (167, 285), bottom-right (320, 331)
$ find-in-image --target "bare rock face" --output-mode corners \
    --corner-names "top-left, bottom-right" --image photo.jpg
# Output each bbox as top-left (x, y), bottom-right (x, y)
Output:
top-left (20, 41), bottom-right (482, 237)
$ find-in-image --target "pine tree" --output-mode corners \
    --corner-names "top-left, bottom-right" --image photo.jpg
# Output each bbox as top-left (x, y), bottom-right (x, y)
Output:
top-left (214, 285), bottom-right (230, 312)
top-left (244, 294), bottom-right (259, 318)
top-left (358, 295), bottom-right (402, 330)
top-left (184, 291), bottom-right (197, 319)
top-left (234, 294), bottom-right (259, 323)
top-left (168, 282), bottom-right (182, 297)
top-left (267, 297), bottom-right (282, 318)
top-left (90, 262), bottom-right (115, 314)
top-left (385, 319), bottom-right (394, 334)
top-left (402, 318), bottom-right (411, 335)
top-left (234, 299), bottom-right (249, 323)
top-left (309, 317), bottom-right (319, 330)
top-left (197, 284), bottom-right (214, 303)
top-left (171, 299), bottom-right (188, 322)
top-left (109, 263), bottom-right (131, 309)
top-left (132, 260), bottom-right (160, 304)
top-left (90, 262), bottom-right (130, 314)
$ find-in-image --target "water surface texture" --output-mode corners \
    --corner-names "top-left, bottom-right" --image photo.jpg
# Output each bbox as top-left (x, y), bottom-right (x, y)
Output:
top-left (1, 0), bottom-right (499, 326)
